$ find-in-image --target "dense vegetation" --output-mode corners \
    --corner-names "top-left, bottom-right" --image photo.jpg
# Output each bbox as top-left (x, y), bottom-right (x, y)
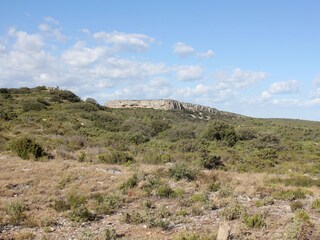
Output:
top-left (1, 86), bottom-right (320, 175)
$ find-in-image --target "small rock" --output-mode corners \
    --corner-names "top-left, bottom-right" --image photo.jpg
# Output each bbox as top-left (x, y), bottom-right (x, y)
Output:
top-left (217, 222), bottom-right (231, 240)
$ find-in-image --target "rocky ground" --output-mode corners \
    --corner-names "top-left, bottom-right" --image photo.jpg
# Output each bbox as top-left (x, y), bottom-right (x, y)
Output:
top-left (0, 154), bottom-right (320, 240)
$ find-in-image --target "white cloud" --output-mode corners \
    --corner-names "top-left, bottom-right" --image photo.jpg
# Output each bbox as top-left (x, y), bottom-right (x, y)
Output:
top-left (62, 41), bottom-right (107, 67)
top-left (173, 42), bottom-right (195, 57)
top-left (313, 75), bottom-right (320, 87)
top-left (43, 16), bottom-right (60, 25)
top-left (12, 30), bottom-right (43, 52)
top-left (213, 68), bottom-right (267, 89)
top-left (0, 44), bottom-right (5, 53)
top-left (93, 31), bottom-right (154, 52)
top-left (176, 65), bottom-right (204, 81)
top-left (261, 91), bottom-right (272, 100)
top-left (38, 18), bottom-right (67, 41)
top-left (197, 50), bottom-right (215, 58)
top-left (268, 80), bottom-right (299, 94)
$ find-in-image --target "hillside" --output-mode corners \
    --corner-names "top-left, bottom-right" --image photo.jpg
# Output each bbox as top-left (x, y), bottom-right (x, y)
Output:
top-left (0, 86), bottom-right (320, 239)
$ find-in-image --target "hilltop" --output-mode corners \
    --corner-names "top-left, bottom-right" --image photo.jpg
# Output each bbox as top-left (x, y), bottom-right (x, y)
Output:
top-left (105, 99), bottom-right (219, 113)
top-left (0, 86), bottom-right (320, 239)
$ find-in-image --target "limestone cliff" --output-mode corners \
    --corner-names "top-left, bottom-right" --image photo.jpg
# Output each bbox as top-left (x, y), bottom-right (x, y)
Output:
top-left (105, 99), bottom-right (218, 113)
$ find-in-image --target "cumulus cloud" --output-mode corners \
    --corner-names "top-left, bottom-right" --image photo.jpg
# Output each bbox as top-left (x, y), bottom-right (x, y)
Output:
top-left (93, 31), bottom-right (154, 52)
top-left (173, 41), bottom-right (214, 59)
top-left (38, 23), bottom-right (67, 41)
top-left (197, 50), bottom-right (215, 58)
top-left (173, 42), bottom-right (195, 57)
top-left (268, 80), bottom-right (299, 94)
top-left (10, 29), bottom-right (43, 52)
top-left (313, 75), bottom-right (320, 87)
top-left (43, 16), bottom-right (60, 25)
top-left (213, 68), bottom-right (267, 89)
top-left (175, 65), bottom-right (204, 81)
top-left (62, 41), bottom-right (107, 67)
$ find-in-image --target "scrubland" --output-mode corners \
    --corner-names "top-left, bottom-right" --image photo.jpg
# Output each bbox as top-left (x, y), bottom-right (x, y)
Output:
top-left (0, 87), bottom-right (320, 239)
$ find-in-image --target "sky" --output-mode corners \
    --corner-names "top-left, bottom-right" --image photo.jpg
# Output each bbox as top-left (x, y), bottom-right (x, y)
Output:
top-left (0, 1), bottom-right (320, 120)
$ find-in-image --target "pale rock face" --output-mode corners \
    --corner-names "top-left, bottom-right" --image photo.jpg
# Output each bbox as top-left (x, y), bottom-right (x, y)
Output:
top-left (105, 99), bottom-right (218, 113)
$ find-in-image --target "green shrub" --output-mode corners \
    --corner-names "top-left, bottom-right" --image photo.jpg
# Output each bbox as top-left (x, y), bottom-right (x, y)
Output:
top-left (174, 233), bottom-right (215, 240)
top-left (50, 89), bottom-right (81, 103)
top-left (221, 202), bottom-right (246, 220)
top-left (6, 201), bottom-right (26, 225)
top-left (271, 176), bottom-right (320, 187)
top-left (166, 127), bottom-right (195, 142)
top-left (11, 137), bottom-right (45, 160)
top-left (254, 197), bottom-right (274, 207)
top-left (120, 174), bottom-right (139, 190)
top-left (199, 149), bottom-right (223, 169)
top-left (71, 102), bottom-right (99, 112)
top-left (243, 213), bottom-right (266, 228)
top-left (67, 192), bottom-right (87, 209)
top-left (94, 192), bottom-right (124, 215)
top-left (122, 211), bottom-right (144, 224)
top-left (311, 199), bottom-right (320, 211)
top-left (104, 228), bottom-right (118, 240)
top-left (99, 150), bottom-right (134, 164)
top-left (290, 201), bottom-right (303, 212)
top-left (218, 185), bottom-right (234, 198)
top-left (22, 99), bottom-right (47, 112)
top-left (236, 127), bottom-right (257, 141)
top-left (156, 183), bottom-right (175, 198)
top-left (150, 120), bottom-right (171, 136)
top-left (169, 163), bottom-right (196, 181)
top-left (68, 205), bottom-right (96, 222)
top-left (294, 209), bottom-right (310, 222)
top-left (271, 189), bottom-right (307, 201)
top-left (130, 132), bottom-right (149, 144)
top-left (190, 193), bottom-right (208, 203)
top-left (49, 199), bottom-right (71, 212)
top-left (202, 121), bottom-right (237, 146)
top-left (208, 181), bottom-right (220, 192)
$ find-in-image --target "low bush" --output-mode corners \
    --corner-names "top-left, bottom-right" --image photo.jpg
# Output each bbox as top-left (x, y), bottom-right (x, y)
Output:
top-left (221, 202), bottom-right (246, 220)
top-left (99, 150), bottom-right (134, 164)
top-left (122, 211), bottom-right (144, 224)
top-left (290, 201), bottom-right (304, 212)
top-left (94, 192), bottom-right (124, 215)
top-left (199, 150), bottom-right (223, 169)
top-left (243, 213), bottom-right (266, 228)
top-left (11, 137), bottom-right (45, 160)
top-left (271, 189), bottom-right (307, 201)
top-left (156, 183), bottom-right (175, 198)
top-left (202, 120), bottom-right (237, 146)
top-left (271, 176), bottom-right (320, 187)
top-left (254, 197), bottom-right (274, 207)
top-left (49, 199), bottom-right (71, 212)
top-left (169, 163), bottom-right (196, 181)
top-left (6, 201), bottom-right (26, 225)
top-left (22, 99), bottom-right (47, 112)
top-left (68, 205), bottom-right (96, 222)
top-left (66, 191), bottom-right (87, 209)
top-left (104, 228), bottom-right (118, 240)
top-left (174, 233), bottom-right (215, 240)
top-left (208, 181), bottom-right (220, 192)
top-left (120, 174), bottom-right (139, 190)
top-left (311, 199), bottom-right (320, 211)
top-left (294, 209), bottom-right (310, 222)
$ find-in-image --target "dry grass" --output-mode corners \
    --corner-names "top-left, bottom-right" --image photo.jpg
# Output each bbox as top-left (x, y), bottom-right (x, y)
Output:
top-left (0, 153), bottom-right (320, 239)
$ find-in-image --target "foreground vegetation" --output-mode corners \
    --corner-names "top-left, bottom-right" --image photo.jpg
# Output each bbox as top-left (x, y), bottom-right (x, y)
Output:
top-left (0, 87), bottom-right (319, 239)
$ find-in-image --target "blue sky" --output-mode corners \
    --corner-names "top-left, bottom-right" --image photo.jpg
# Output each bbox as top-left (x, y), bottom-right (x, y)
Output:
top-left (1, 1), bottom-right (320, 120)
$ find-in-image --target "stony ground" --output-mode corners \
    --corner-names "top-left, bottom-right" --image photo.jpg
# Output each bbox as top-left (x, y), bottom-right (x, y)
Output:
top-left (0, 153), bottom-right (320, 240)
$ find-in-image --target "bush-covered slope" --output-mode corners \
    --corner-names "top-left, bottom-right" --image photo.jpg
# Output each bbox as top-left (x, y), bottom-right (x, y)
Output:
top-left (1, 86), bottom-right (320, 174)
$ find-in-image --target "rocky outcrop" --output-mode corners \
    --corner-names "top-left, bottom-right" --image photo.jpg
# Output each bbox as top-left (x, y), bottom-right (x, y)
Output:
top-left (105, 99), bottom-right (218, 113)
